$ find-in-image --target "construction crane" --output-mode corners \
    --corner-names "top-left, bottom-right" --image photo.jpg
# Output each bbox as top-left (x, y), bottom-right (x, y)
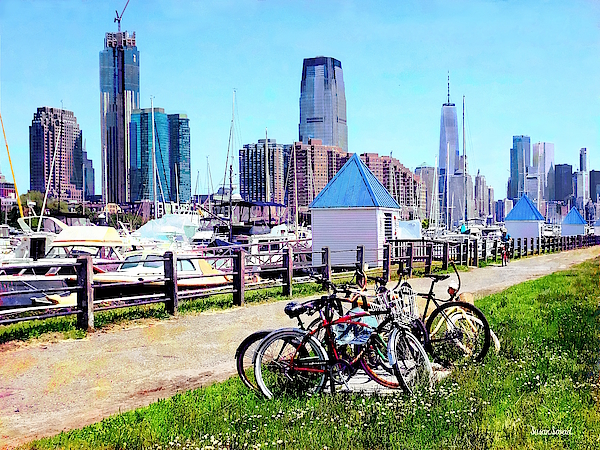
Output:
top-left (114, 0), bottom-right (131, 32)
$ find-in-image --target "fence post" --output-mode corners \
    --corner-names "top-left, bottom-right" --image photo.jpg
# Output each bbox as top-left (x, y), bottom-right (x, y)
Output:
top-left (76, 255), bottom-right (94, 332)
top-left (407, 242), bottom-right (414, 277)
top-left (322, 246), bottom-right (331, 282)
top-left (164, 251), bottom-right (178, 315)
top-left (524, 238), bottom-right (528, 256)
top-left (482, 239), bottom-right (487, 262)
top-left (233, 248), bottom-right (246, 306)
top-left (442, 242), bottom-right (449, 270)
top-left (425, 242), bottom-right (433, 274)
top-left (473, 239), bottom-right (479, 266)
top-left (383, 243), bottom-right (391, 282)
top-left (357, 245), bottom-right (365, 270)
top-left (283, 246), bottom-right (293, 297)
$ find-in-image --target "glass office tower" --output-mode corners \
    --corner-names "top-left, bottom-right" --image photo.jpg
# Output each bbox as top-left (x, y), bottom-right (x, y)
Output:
top-left (130, 108), bottom-right (171, 202)
top-left (168, 114), bottom-right (191, 203)
top-left (100, 31), bottom-right (140, 203)
top-left (438, 81), bottom-right (459, 227)
top-left (509, 135), bottom-right (531, 200)
top-left (299, 57), bottom-right (348, 153)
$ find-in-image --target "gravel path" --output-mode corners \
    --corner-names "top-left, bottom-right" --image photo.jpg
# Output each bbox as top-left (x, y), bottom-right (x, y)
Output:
top-left (1, 246), bottom-right (598, 448)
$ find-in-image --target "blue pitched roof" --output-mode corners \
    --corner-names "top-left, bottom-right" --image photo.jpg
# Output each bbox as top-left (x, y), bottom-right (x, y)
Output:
top-left (562, 207), bottom-right (586, 225)
top-left (309, 153), bottom-right (401, 209)
top-left (505, 195), bottom-right (544, 221)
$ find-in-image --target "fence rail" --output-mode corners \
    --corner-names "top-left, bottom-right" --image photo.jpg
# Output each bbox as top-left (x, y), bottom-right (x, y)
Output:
top-left (1, 233), bottom-right (599, 330)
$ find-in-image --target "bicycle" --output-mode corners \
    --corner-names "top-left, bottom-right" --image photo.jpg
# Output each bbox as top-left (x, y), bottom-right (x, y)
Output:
top-left (368, 261), bottom-right (491, 367)
top-left (252, 279), bottom-right (432, 398)
top-left (235, 272), bottom-right (367, 392)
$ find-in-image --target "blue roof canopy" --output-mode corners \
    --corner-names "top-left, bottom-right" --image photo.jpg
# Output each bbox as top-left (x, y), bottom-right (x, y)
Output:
top-left (562, 207), bottom-right (586, 225)
top-left (505, 195), bottom-right (544, 221)
top-left (309, 154), bottom-right (400, 209)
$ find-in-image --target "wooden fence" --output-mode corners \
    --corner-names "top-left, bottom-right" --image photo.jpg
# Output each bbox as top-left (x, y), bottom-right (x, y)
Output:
top-left (1, 234), bottom-right (599, 330)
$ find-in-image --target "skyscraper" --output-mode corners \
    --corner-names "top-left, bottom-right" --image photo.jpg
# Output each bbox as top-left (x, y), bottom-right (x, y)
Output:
top-left (438, 76), bottom-right (459, 226)
top-left (299, 57), bottom-right (348, 152)
top-left (554, 164), bottom-right (573, 202)
top-left (29, 107), bottom-right (83, 201)
top-left (100, 30), bottom-right (140, 203)
top-left (532, 142), bottom-right (554, 200)
top-left (82, 150), bottom-right (95, 199)
top-left (239, 139), bottom-right (285, 204)
top-left (129, 108), bottom-right (171, 202)
top-left (590, 170), bottom-right (600, 203)
top-left (168, 114), bottom-right (191, 203)
top-left (287, 139), bottom-right (347, 218)
top-left (580, 147), bottom-right (587, 172)
top-left (509, 135), bottom-right (530, 200)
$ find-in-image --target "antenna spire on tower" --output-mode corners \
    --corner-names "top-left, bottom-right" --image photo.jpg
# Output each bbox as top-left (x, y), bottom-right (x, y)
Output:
top-left (447, 71), bottom-right (450, 104)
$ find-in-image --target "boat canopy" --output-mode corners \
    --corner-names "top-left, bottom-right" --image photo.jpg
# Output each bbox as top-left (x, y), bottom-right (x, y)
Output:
top-left (51, 226), bottom-right (123, 247)
top-left (134, 214), bottom-right (199, 242)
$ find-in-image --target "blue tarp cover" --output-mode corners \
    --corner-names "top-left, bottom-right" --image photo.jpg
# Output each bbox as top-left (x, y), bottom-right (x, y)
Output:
top-left (309, 154), bottom-right (400, 209)
top-left (505, 195), bottom-right (544, 221)
top-left (562, 207), bottom-right (586, 225)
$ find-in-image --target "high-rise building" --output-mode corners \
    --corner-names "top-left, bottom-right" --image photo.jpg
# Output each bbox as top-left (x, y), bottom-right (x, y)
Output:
top-left (415, 165), bottom-right (436, 219)
top-left (554, 164), bottom-right (573, 202)
top-left (532, 142), bottom-right (554, 201)
top-left (438, 76), bottom-right (460, 226)
top-left (474, 171), bottom-right (488, 218)
top-left (168, 114), bottom-right (191, 203)
top-left (82, 150), bottom-right (95, 199)
top-left (100, 30), bottom-right (140, 203)
top-left (580, 147), bottom-right (587, 172)
top-left (299, 57), bottom-right (348, 152)
top-left (509, 135), bottom-right (530, 200)
top-left (287, 139), bottom-right (347, 219)
top-left (129, 108), bottom-right (171, 202)
top-left (239, 139), bottom-right (285, 204)
top-left (487, 186), bottom-right (495, 219)
top-left (29, 107), bottom-right (83, 201)
top-left (589, 170), bottom-right (600, 203)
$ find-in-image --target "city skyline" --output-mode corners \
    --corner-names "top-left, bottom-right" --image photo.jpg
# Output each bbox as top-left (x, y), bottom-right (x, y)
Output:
top-left (0, 1), bottom-right (599, 199)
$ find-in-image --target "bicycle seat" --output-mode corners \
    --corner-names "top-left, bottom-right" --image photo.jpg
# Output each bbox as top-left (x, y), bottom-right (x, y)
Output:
top-left (374, 276), bottom-right (387, 286)
top-left (284, 301), bottom-right (310, 318)
top-left (424, 274), bottom-right (450, 282)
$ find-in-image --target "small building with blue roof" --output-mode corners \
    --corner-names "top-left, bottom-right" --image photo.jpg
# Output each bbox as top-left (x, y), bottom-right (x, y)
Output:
top-left (310, 153), bottom-right (406, 266)
top-left (504, 194), bottom-right (545, 241)
top-left (561, 207), bottom-right (586, 237)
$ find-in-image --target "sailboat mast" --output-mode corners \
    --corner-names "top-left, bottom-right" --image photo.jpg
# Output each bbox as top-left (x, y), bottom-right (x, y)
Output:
top-left (151, 96), bottom-right (158, 218)
top-left (463, 95), bottom-right (467, 223)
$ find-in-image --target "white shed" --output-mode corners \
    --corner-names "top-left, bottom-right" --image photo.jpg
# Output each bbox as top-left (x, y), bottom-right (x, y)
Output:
top-left (561, 207), bottom-right (586, 237)
top-left (593, 218), bottom-right (600, 236)
top-left (310, 154), bottom-right (403, 267)
top-left (504, 194), bottom-right (544, 241)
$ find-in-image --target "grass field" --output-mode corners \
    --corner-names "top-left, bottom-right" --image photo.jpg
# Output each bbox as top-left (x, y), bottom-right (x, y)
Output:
top-left (19, 258), bottom-right (600, 449)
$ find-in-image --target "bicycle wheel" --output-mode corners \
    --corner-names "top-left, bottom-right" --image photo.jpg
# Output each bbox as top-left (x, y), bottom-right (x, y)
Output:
top-left (235, 330), bottom-right (272, 391)
top-left (254, 329), bottom-right (328, 399)
top-left (388, 327), bottom-right (433, 395)
top-left (425, 302), bottom-right (491, 366)
top-left (360, 331), bottom-right (401, 389)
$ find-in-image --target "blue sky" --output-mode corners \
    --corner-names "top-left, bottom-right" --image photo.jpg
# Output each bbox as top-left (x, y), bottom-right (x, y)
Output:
top-left (0, 0), bottom-right (599, 198)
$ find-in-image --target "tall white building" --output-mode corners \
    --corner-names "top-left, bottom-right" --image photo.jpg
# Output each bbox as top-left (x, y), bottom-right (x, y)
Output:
top-left (532, 142), bottom-right (554, 201)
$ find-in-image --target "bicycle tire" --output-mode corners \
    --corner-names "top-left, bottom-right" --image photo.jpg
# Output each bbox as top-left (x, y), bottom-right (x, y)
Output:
top-left (359, 331), bottom-right (401, 389)
top-left (235, 330), bottom-right (272, 391)
top-left (254, 329), bottom-right (328, 399)
top-left (388, 327), bottom-right (433, 395)
top-left (425, 301), bottom-right (491, 366)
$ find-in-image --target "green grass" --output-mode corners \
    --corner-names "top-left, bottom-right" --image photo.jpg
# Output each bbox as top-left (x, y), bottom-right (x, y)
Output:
top-left (21, 258), bottom-right (600, 449)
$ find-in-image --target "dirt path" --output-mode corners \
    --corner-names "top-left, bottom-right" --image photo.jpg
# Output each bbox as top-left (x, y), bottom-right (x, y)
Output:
top-left (1, 246), bottom-right (598, 448)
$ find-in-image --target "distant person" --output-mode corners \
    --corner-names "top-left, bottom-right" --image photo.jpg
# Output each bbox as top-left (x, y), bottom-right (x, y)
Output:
top-left (501, 231), bottom-right (511, 266)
